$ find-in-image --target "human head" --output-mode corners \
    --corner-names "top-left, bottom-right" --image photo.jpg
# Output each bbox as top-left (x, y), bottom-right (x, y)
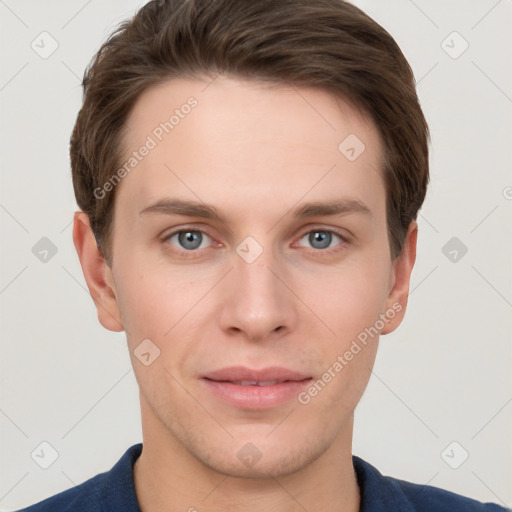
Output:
top-left (70, 0), bottom-right (429, 266)
top-left (71, 0), bottom-right (427, 485)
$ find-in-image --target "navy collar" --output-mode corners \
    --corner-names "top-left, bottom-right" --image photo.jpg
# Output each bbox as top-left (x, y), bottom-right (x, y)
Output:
top-left (353, 454), bottom-right (415, 511)
top-left (101, 443), bottom-right (143, 511)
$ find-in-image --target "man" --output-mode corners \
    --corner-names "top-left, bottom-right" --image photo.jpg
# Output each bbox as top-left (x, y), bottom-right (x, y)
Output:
top-left (17, 0), bottom-right (509, 510)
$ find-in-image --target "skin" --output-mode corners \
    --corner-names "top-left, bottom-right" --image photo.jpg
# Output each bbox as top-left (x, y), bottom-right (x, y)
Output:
top-left (73, 75), bottom-right (417, 512)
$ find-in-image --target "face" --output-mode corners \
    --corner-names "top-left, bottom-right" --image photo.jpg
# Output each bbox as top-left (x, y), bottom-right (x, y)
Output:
top-left (77, 75), bottom-right (416, 478)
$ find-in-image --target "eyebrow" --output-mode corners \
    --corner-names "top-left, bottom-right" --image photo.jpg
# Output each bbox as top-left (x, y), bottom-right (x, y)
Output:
top-left (139, 197), bottom-right (372, 222)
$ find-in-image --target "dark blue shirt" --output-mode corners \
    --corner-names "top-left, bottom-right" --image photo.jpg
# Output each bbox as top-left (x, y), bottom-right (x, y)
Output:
top-left (16, 443), bottom-right (509, 511)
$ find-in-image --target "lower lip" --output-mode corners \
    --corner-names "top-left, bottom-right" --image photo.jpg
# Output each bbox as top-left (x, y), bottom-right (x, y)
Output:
top-left (201, 378), bottom-right (312, 410)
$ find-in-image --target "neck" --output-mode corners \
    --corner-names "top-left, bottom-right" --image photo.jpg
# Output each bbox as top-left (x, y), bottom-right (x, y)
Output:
top-left (133, 403), bottom-right (360, 512)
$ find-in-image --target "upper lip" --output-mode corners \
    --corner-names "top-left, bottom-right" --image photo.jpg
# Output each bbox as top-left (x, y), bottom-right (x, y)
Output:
top-left (202, 366), bottom-right (311, 383)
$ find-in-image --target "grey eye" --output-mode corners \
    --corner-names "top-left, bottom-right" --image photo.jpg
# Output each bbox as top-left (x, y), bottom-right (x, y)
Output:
top-left (298, 230), bottom-right (343, 250)
top-left (168, 230), bottom-right (212, 251)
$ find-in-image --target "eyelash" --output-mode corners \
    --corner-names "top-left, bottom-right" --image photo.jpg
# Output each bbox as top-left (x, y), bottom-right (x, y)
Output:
top-left (161, 226), bottom-right (350, 258)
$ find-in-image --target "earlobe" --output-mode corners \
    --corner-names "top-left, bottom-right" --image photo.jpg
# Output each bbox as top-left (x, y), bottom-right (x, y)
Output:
top-left (72, 211), bottom-right (124, 332)
top-left (380, 221), bottom-right (418, 335)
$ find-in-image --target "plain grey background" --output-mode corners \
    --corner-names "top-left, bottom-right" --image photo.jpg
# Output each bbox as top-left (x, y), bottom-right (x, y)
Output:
top-left (1, 0), bottom-right (511, 510)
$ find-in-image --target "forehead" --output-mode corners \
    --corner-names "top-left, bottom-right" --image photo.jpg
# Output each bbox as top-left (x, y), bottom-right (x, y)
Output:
top-left (116, 75), bottom-right (385, 220)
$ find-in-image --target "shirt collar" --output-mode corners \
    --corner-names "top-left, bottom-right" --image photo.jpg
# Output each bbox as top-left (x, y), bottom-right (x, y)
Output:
top-left (353, 455), bottom-right (415, 511)
top-left (102, 443), bottom-right (143, 511)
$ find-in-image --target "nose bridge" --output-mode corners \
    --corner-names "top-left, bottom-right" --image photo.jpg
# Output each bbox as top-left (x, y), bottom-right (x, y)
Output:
top-left (234, 233), bottom-right (279, 290)
top-left (235, 240), bottom-right (283, 314)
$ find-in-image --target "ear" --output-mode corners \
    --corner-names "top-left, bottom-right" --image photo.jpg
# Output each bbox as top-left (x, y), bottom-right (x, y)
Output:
top-left (380, 221), bottom-right (418, 335)
top-left (72, 211), bottom-right (124, 332)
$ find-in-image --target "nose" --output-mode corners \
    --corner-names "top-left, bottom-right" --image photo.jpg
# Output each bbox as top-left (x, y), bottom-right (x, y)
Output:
top-left (217, 246), bottom-right (298, 343)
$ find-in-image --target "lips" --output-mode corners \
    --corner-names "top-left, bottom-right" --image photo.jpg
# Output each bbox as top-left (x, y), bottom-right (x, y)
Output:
top-left (201, 366), bottom-right (312, 410)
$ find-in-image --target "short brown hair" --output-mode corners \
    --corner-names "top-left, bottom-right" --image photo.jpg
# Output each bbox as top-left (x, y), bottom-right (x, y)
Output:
top-left (70, 0), bottom-right (429, 265)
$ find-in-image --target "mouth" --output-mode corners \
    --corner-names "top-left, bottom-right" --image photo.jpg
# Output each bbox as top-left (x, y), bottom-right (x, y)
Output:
top-left (201, 366), bottom-right (313, 410)
top-left (226, 380), bottom-right (285, 386)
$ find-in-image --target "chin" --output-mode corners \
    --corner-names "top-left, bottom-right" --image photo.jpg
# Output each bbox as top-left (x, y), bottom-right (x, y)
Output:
top-left (189, 429), bottom-right (333, 480)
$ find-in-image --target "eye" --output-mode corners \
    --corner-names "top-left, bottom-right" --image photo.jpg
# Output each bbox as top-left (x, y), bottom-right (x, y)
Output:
top-left (296, 229), bottom-right (346, 252)
top-left (165, 229), bottom-right (213, 252)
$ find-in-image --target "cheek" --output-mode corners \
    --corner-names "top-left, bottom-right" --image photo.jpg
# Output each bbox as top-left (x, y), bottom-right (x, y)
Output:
top-left (301, 257), bottom-right (391, 337)
top-left (295, 255), bottom-right (389, 403)
top-left (298, 286), bottom-right (382, 416)
top-left (117, 271), bottom-right (194, 404)
top-left (115, 262), bottom-right (219, 380)
top-left (115, 259), bottom-right (197, 336)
